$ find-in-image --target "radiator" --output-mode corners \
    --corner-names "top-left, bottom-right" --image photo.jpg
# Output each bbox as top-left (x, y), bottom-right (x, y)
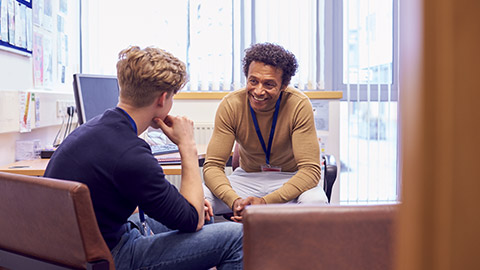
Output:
top-left (193, 122), bottom-right (215, 145)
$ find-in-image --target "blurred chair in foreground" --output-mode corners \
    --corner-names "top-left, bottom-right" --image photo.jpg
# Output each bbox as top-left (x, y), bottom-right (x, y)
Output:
top-left (243, 204), bottom-right (397, 270)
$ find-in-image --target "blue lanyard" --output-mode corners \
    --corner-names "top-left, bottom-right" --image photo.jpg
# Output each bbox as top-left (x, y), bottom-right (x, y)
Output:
top-left (249, 92), bottom-right (283, 165)
top-left (117, 107), bottom-right (138, 134)
top-left (117, 107), bottom-right (150, 232)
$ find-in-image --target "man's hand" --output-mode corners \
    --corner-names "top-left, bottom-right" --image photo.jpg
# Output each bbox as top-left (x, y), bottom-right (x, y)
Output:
top-left (204, 199), bottom-right (214, 222)
top-left (231, 198), bottom-right (245, 222)
top-left (231, 196), bottom-right (266, 222)
top-left (153, 115), bottom-right (195, 148)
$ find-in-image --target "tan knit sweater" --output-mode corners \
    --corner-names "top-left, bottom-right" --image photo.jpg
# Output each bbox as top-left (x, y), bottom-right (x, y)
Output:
top-left (203, 86), bottom-right (321, 209)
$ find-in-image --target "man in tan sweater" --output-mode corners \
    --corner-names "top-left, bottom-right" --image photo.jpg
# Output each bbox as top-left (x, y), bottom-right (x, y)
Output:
top-left (203, 43), bottom-right (327, 222)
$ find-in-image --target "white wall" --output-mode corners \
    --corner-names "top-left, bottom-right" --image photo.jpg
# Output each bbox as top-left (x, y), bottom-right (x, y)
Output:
top-left (170, 99), bottom-right (221, 123)
top-left (0, 50), bottom-right (34, 90)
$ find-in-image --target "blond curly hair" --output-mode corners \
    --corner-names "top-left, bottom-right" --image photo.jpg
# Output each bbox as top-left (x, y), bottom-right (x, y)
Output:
top-left (116, 46), bottom-right (188, 107)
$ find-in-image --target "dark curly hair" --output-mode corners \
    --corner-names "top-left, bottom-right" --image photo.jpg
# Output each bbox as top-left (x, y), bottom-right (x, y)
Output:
top-left (242, 43), bottom-right (298, 87)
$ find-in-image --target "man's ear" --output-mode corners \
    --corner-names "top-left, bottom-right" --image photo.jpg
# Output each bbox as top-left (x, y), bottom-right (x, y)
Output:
top-left (156, 92), bottom-right (168, 107)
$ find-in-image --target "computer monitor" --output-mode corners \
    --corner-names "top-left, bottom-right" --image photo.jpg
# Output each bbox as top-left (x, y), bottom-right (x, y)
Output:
top-left (73, 74), bottom-right (120, 125)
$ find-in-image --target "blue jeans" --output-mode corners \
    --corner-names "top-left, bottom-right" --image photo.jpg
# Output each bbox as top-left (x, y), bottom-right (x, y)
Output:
top-left (111, 213), bottom-right (243, 270)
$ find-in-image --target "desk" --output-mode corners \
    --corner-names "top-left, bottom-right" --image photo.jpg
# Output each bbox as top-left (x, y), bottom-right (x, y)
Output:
top-left (0, 145), bottom-right (209, 176)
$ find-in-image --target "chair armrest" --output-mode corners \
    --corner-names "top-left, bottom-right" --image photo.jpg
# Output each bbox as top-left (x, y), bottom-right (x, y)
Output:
top-left (0, 172), bottom-right (114, 270)
top-left (322, 154), bottom-right (338, 202)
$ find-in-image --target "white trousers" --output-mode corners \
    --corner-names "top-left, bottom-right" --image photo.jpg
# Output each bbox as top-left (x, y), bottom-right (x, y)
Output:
top-left (204, 167), bottom-right (328, 215)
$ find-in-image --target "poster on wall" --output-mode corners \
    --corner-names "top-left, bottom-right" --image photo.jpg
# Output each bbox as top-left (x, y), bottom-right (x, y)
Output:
top-left (57, 13), bottom-right (66, 83)
top-left (7, 0), bottom-right (14, 44)
top-left (32, 0), bottom-right (42, 26)
top-left (19, 91), bottom-right (34, 133)
top-left (3, 0), bottom-right (74, 89)
top-left (312, 100), bottom-right (329, 131)
top-left (42, 34), bottom-right (53, 88)
top-left (33, 31), bottom-right (43, 88)
top-left (41, 0), bottom-right (53, 31)
top-left (14, 2), bottom-right (25, 48)
top-left (0, 0), bottom-right (32, 55)
top-left (0, 0), bottom-right (9, 41)
top-left (59, 0), bottom-right (66, 14)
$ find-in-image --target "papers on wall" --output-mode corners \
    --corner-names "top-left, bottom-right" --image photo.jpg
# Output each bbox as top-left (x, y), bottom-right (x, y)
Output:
top-left (59, 0), bottom-right (67, 14)
top-left (2, 0), bottom-right (73, 87)
top-left (14, 2), bottom-right (26, 48)
top-left (0, 0), bottom-right (32, 56)
top-left (0, 0), bottom-right (9, 41)
top-left (33, 32), bottom-right (43, 87)
top-left (57, 14), bottom-right (67, 83)
top-left (312, 100), bottom-right (329, 131)
top-left (15, 139), bottom-right (40, 161)
top-left (41, 0), bottom-right (53, 31)
top-left (35, 95), bottom-right (40, 127)
top-left (7, 0), bottom-right (14, 44)
top-left (25, 4), bottom-right (32, 50)
top-left (32, 0), bottom-right (41, 26)
top-left (43, 35), bottom-right (53, 88)
top-left (19, 91), bottom-right (35, 133)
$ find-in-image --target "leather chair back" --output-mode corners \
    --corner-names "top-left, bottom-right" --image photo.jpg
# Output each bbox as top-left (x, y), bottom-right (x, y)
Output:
top-left (243, 204), bottom-right (397, 270)
top-left (0, 172), bottom-right (114, 270)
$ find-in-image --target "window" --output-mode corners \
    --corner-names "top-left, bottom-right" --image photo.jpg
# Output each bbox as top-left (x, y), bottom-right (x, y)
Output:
top-left (334, 0), bottom-right (399, 204)
top-left (187, 0), bottom-right (233, 91)
top-left (81, 0), bottom-right (188, 76)
top-left (253, 0), bottom-right (319, 90)
top-left (80, 0), bottom-right (321, 91)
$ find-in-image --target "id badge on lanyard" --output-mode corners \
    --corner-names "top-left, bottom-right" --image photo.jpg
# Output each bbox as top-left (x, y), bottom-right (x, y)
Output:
top-left (250, 92), bottom-right (283, 172)
top-left (261, 164), bottom-right (282, 172)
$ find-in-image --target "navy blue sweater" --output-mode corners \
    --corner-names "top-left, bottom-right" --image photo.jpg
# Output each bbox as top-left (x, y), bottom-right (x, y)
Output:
top-left (44, 108), bottom-right (198, 249)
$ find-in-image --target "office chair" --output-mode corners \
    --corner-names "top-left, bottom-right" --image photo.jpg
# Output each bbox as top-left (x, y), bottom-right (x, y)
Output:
top-left (323, 154), bottom-right (337, 202)
top-left (231, 143), bottom-right (338, 202)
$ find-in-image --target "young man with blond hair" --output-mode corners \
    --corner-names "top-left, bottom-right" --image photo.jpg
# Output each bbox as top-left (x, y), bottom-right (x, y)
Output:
top-left (45, 46), bottom-right (243, 270)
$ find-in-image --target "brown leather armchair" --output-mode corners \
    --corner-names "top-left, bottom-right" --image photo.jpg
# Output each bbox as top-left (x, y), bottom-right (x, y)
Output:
top-left (243, 204), bottom-right (397, 270)
top-left (0, 172), bottom-right (114, 270)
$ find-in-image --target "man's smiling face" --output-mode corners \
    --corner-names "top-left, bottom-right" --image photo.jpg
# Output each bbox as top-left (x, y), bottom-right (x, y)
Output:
top-left (246, 61), bottom-right (285, 112)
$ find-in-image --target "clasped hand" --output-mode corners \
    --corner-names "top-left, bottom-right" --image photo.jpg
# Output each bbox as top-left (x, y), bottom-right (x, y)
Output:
top-left (204, 199), bottom-right (214, 222)
top-left (231, 196), bottom-right (266, 222)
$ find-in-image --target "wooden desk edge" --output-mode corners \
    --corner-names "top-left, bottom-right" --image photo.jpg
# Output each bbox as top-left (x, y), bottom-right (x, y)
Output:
top-left (0, 168), bottom-right (47, 176)
top-left (0, 159), bottom-right (188, 176)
